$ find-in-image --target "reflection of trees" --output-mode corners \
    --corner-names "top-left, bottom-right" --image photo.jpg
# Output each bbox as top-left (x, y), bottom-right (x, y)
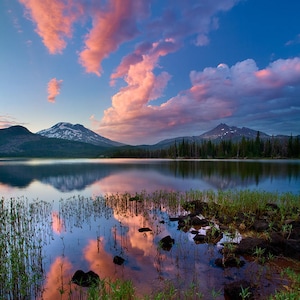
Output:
top-left (169, 160), bottom-right (300, 188)
top-left (0, 160), bottom-right (299, 192)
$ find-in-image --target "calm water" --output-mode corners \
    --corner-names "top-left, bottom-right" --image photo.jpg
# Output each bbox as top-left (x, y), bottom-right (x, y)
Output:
top-left (0, 158), bottom-right (299, 200)
top-left (1, 159), bottom-right (299, 299)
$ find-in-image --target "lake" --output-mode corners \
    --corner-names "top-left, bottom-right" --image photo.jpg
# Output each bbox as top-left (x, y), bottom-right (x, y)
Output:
top-left (0, 158), bottom-right (299, 200)
top-left (1, 159), bottom-right (299, 299)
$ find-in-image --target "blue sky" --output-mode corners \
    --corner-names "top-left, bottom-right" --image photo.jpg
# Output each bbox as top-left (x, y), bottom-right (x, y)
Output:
top-left (1, 0), bottom-right (300, 145)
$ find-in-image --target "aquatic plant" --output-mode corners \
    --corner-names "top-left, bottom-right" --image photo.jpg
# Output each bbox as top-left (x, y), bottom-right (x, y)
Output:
top-left (1, 190), bottom-right (300, 299)
top-left (0, 196), bottom-right (52, 299)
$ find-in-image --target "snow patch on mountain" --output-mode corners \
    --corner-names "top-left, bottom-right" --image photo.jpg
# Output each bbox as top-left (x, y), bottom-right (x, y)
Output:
top-left (37, 122), bottom-right (124, 147)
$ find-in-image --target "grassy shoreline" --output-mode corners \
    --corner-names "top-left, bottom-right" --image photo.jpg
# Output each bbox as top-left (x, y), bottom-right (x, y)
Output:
top-left (1, 190), bottom-right (300, 299)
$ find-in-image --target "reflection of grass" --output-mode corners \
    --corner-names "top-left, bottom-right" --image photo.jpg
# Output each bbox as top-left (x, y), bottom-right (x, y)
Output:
top-left (1, 190), bottom-right (300, 299)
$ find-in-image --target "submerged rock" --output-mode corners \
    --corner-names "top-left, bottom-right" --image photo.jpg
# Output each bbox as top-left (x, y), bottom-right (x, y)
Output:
top-left (159, 235), bottom-right (175, 251)
top-left (215, 256), bottom-right (245, 268)
top-left (251, 219), bottom-right (269, 232)
top-left (191, 215), bottom-right (209, 228)
top-left (113, 255), bottom-right (125, 265)
top-left (224, 280), bottom-right (254, 300)
top-left (193, 234), bottom-right (206, 244)
top-left (71, 270), bottom-right (100, 287)
top-left (138, 227), bottom-right (152, 232)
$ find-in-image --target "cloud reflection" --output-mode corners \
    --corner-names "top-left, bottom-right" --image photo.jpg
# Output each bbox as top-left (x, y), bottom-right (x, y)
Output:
top-left (42, 256), bottom-right (73, 300)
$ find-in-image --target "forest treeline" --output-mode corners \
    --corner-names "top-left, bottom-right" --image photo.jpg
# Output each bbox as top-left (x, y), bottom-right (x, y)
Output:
top-left (110, 132), bottom-right (300, 159)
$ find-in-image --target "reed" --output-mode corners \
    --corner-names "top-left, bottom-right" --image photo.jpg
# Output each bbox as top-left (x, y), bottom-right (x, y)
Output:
top-left (1, 190), bottom-right (299, 299)
top-left (0, 196), bottom-right (52, 299)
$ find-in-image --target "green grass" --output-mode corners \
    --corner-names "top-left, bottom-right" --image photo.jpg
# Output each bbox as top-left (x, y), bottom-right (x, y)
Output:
top-left (1, 190), bottom-right (300, 299)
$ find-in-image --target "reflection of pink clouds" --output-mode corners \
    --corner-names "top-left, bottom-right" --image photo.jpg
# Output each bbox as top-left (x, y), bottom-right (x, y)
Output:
top-left (115, 213), bottom-right (155, 257)
top-left (52, 211), bottom-right (65, 234)
top-left (83, 226), bottom-right (170, 296)
top-left (0, 183), bottom-right (16, 194)
top-left (42, 256), bottom-right (73, 300)
top-left (91, 170), bottom-right (176, 195)
top-left (84, 239), bottom-right (115, 277)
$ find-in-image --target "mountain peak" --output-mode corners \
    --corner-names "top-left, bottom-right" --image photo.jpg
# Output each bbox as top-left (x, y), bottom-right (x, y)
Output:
top-left (1, 125), bottom-right (34, 136)
top-left (37, 122), bottom-right (124, 147)
top-left (200, 124), bottom-right (269, 141)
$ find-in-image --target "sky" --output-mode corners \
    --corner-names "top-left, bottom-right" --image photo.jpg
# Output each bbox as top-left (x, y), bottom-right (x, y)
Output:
top-left (1, 0), bottom-right (300, 145)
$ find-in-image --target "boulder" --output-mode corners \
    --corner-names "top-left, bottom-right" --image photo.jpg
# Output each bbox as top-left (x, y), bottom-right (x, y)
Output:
top-left (113, 255), bottom-right (125, 265)
top-left (251, 219), bottom-right (269, 232)
top-left (71, 270), bottom-right (100, 287)
top-left (215, 256), bottom-right (245, 268)
top-left (138, 227), bottom-right (152, 232)
top-left (193, 234), bottom-right (206, 244)
top-left (159, 235), bottom-right (175, 251)
top-left (224, 280), bottom-right (253, 300)
top-left (191, 216), bottom-right (209, 227)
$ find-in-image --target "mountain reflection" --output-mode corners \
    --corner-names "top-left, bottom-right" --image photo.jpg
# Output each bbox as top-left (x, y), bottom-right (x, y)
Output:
top-left (0, 159), bottom-right (299, 193)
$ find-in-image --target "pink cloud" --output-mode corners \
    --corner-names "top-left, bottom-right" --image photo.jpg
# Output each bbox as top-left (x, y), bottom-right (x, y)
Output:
top-left (19, 0), bottom-right (81, 54)
top-left (94, 57), bottom-right (300, 145)
top-left (47, 78), bottom-right (63, 103)
top-left (79, 0), bottom-right (149, 75)
top-left (0, 115), bottom-right (23, 129)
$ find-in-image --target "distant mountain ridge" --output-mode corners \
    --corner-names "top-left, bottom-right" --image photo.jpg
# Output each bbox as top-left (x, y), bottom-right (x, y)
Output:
top-left (0, 125), bottom-right (106, 158)
top-left (199, 123), bottom-right (270, 140)
top-left (152, 123), bottom-right (283, 149)
top-left (0, 122), bottom-right (294, 158)
top-left (37, 122), bottom-right (124, 147)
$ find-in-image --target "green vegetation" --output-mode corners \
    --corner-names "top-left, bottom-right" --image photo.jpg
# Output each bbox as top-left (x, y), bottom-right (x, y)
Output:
top-left (1, 190), bottom-right (300, 299)
top-left (110, 133), bottom-right (300, 158)
top-left (0, 197), bottom-right (52, 299)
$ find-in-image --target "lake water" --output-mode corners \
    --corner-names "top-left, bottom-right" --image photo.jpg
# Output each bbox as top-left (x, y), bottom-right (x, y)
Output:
top-left (1, 159), bottom-right (299, 299)
top-left (1, 158), bottom-right (299, 200)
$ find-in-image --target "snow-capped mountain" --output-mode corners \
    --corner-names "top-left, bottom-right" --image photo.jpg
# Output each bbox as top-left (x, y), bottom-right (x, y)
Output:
top-left (37, 122), bottom-right (124, 147)
top-left (153, 123), bottom-right (271, 148)
top-left (199, 123), bottom-right (270, 141)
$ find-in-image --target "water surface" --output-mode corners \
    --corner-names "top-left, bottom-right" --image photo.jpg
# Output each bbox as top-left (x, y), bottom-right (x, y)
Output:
top-left (0, 159), bottom-right (299, 200)
top-left (1, 159), bottom-right (299, 299)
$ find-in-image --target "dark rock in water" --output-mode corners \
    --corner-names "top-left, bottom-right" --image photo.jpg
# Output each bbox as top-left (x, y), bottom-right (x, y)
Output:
top-left (159, 235), bottom-right (175, 251)
top-left (193, 234), bottom-right (206, 244)
top-left (71, 270), bottom-right (100, 287)
top-left (224, 280), bottom-right (254, 300)
top-left (191, 216), bottom-right (209, 227)
top-left (252, 219), bottom-right (269, 232)
top-left (178, 218), bottom-right (186, 229)
top-left (269, 232), bottom-right (300, 260)
top-left (218, 215), bottom-right (233, 225)
top-left (235, 237), bottom-right (266, 256)
top-left (182, 200), bottom-right (209, 214)
top-left (286, 220), bottom-right (300, 239)
top-left (236, 234), bottom-right (300, 260)
top-left (129, 196), bottom-right (141, 202)
top-left (215, 257), bottom-right (245, 268)
top-left (138, 227), bottom-right (152, 232)
top-left (113, 255), bottom-right (125, 265)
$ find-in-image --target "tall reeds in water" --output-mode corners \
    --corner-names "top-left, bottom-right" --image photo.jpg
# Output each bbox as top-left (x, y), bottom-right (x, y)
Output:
top-left (0, 197), bottom-right (52, 299)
